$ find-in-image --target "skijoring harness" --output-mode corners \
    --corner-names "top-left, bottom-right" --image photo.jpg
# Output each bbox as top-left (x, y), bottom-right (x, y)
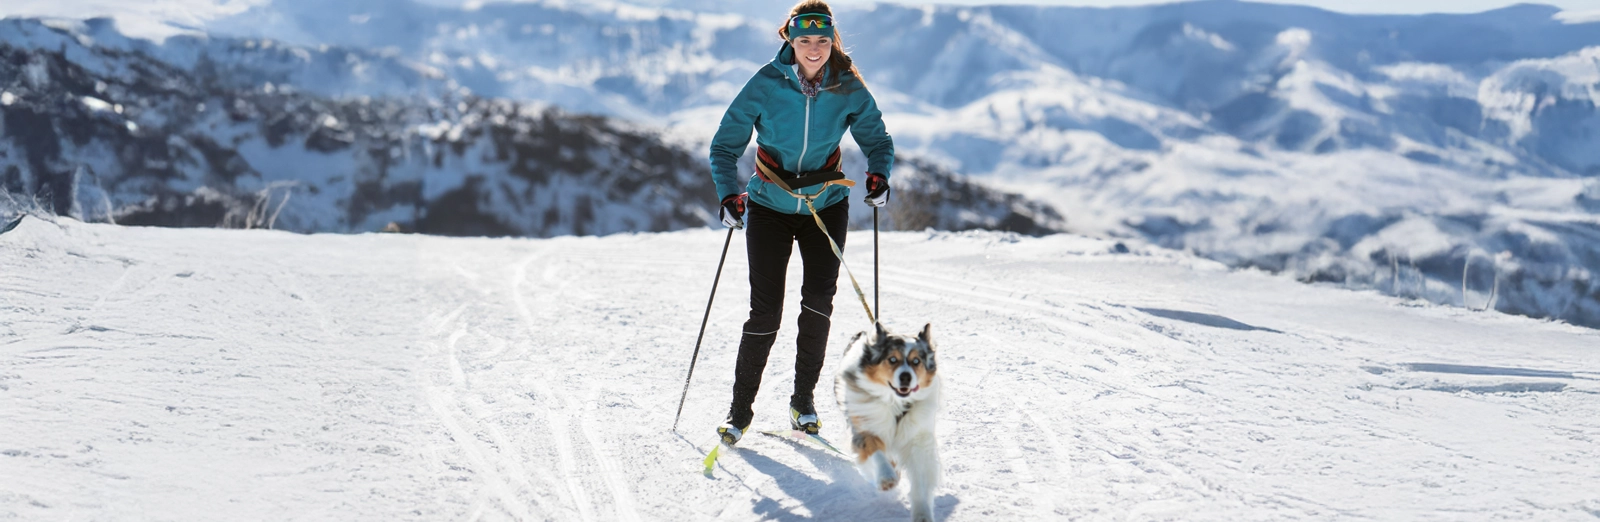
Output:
top-left (753, 146), bottom-right (876, 326)
top-left (754, 147), bottom-right (847, 191)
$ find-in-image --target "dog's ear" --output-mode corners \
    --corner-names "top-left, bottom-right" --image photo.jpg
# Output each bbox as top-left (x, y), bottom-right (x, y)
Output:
top-left (858, 327), bottom-right (883, 366)
top-left (873, 321), bottom-right (890, 345)
top-left (918, 323), bottom-right (937, 373)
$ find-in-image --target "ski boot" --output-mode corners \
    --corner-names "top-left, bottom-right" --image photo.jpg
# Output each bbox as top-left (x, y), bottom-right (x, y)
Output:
top-left (716, 422), bottom-right (745, 445)
top-left (717, 409), bottom-right (752, 446)
top-left (790, 394), bottom-right (821, 435)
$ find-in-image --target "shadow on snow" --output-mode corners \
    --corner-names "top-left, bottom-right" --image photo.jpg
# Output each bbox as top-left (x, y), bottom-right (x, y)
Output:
top-left (740, 437), bottom-right (962, 521)
top-left (1136, 307), bottom-right (1281, 333)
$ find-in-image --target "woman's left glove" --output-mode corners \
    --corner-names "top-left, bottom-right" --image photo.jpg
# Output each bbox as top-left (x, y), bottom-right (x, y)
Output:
top-left (720, 193), bottom-right (747, 229)
top-left (864, 173), bottom-right (890, 207)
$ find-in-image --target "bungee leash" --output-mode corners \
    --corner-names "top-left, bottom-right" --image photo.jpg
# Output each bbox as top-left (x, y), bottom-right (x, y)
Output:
top-left (801, 196), bottom-right (875, 325)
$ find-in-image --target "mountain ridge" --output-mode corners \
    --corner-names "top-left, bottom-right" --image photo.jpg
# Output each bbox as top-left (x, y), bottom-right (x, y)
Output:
top-left (0, 16), bottom-right (1058, 238)
top-left (4, 1), bottom-right (1599, 328)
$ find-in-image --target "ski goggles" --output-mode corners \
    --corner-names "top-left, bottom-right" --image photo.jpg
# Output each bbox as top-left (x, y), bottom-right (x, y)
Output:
top-left (787, 13), bottom-right (834, 39)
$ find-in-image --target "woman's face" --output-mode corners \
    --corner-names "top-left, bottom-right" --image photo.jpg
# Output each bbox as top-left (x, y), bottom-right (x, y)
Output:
top-left (792, 35), bottom-right (832, 78)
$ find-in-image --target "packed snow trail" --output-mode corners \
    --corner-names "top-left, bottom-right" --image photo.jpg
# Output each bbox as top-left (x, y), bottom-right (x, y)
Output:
top-left (2, 217), bottom-right (1597, 520)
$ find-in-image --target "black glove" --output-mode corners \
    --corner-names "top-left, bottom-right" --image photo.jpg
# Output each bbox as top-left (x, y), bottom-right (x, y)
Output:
top-left (720, 193), bottom-right (746, 229)
top-left (864, 173), bottom-right (889, 207)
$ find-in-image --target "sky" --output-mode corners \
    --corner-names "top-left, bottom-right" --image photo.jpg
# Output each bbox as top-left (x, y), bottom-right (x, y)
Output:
top-left (0, 0), bottom-right (1594, 42)
top-left (623, 0), bottom-right (1600, 17)
top-left (860, 0), bottom-right (1598, 15)
top-left (614, 0), bottom-right (1600, 17)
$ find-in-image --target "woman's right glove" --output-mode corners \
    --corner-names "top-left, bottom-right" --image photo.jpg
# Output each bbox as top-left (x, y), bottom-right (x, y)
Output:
top-left (864, 173), bottom-right (890, 207)
top-left (720, 193), bottom-right (746, 229)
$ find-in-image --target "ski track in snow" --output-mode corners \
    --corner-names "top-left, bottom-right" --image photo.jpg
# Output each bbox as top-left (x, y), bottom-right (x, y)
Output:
top-left (2, 219), bottom-right (1599, 520)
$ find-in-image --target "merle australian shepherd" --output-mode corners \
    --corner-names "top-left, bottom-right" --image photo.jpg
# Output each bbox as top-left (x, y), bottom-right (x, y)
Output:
top-left (835, 322), bottom-right (942, 522)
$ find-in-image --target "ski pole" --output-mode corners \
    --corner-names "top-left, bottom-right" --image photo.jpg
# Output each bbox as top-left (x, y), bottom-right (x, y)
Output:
top-left (873, 207), bottom-right (880, 320)
top-left (672, 226), bottom-right (737, 432)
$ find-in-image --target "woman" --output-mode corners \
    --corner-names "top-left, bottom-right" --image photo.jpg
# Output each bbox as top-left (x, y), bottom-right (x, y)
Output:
top-left (709, 0), bottom-right (894, 445)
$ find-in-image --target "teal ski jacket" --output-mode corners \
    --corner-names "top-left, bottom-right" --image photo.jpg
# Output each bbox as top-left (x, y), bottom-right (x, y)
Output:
top-left (710, 43), bottom-right (895, 215)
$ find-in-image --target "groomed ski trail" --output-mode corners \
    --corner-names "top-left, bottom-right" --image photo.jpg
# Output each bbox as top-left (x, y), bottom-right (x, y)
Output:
top-left (2, 221), bottom-right (1597, 521)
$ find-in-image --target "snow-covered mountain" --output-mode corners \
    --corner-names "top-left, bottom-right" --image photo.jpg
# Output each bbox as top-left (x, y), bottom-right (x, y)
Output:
top-left (202, 0), bottom-right (1600, 175)
top-left (3, 0), bottom-right (1599, 327)
top-left (0, 17), bottom-right (715, 236)
top-left (0, 17), bottom-right (1055, 237)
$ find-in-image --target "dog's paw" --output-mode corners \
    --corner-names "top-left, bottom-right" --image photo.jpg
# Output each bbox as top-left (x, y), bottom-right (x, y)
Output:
top-left (879, 465), bottom-right (902, 491)
top-left (868, 451), bottom-right (899, 491)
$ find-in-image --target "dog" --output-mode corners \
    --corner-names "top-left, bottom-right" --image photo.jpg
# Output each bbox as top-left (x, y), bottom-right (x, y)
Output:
top-left (835, 322), bottom-right (942, 522)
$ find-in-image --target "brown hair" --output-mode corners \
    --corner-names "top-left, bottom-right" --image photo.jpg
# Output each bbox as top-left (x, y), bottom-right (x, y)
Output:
top-left (777, 0), bottom-right (865, 93)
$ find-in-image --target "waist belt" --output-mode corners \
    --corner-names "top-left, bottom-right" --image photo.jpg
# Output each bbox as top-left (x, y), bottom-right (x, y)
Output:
top-left (755, 147), bottom-right (848, 193)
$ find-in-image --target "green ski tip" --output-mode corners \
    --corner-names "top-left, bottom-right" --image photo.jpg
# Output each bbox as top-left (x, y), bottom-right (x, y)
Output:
top-left (702, 444), bottom-right (721, 478)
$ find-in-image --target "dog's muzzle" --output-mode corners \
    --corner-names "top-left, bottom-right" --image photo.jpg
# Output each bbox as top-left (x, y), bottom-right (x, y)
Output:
top-left (894, 368), bottom-right (918, 396)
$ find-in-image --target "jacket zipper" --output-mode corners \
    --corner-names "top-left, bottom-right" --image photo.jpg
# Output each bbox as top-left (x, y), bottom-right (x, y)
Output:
top-left (797, 93), bottom-right (811, 212)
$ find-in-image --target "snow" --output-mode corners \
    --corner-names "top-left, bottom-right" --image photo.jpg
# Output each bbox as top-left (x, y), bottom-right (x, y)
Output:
top-left (1183, 23), bottom-right (1235, 52)
top-left (3, 216), bottom-right (1598, 520)
top-left (1274, 27), bottom-right (1312, 59)
top-left (1556, 9), bottom-right (1600, 25)
top-left (1479, 46), bottom-right (1600, 142)
top-left (0, 0), bottom-right (266, 42)
top-left (79, 95), bottom-right (114, 113)
top-left (1373, 62), bottom-right (1475, 92)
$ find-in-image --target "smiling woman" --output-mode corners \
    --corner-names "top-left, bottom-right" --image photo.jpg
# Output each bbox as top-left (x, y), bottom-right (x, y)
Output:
top-left (706, 0), bottom-right (897, 445)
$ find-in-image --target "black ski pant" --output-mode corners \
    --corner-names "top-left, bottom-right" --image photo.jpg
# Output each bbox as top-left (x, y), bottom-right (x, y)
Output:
top-left (728, 199), bottom-right (848, 426)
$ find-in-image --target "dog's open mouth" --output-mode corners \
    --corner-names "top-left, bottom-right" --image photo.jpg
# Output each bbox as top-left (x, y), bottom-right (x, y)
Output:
top-left (894, 385), bottom-right (919, 397)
